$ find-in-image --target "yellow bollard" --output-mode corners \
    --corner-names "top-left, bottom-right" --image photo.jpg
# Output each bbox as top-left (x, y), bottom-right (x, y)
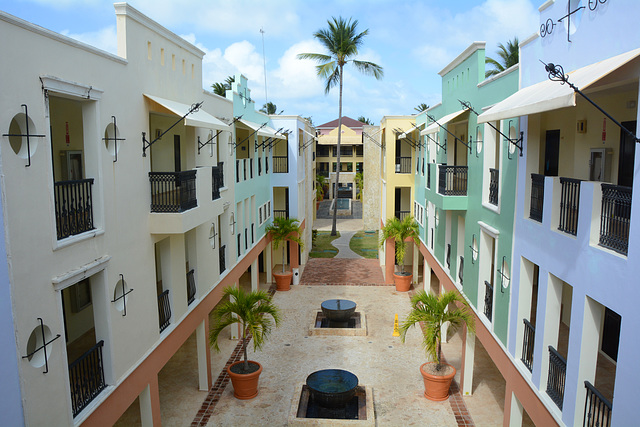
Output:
top-left (393, 313), bottom-right (400, 337)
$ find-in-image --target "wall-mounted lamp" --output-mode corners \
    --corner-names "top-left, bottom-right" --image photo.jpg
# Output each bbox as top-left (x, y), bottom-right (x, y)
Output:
top-left (498, 256), bottom-right (510, 293)
top-left (230, 213), bottom-right (236, 235)
top-left (469, 234), bottom-right (478, 264)
top-left (209, 223), bottom-right (217, 249)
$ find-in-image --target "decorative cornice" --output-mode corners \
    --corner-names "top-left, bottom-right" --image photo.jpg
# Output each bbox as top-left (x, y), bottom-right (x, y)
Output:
top-left (439, 41), bottom-right (486, 77)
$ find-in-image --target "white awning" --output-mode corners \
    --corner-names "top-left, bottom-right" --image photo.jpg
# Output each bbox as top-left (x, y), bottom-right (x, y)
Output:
top-left (421, 109), bottom-right (468, 135)
top-left (478, 47), bottom-right (640, 123)
top-left (144, 94), bottom-right (230, 131)
top-left (238, 119), bottom-right (285, 139)
top-left (398, 122), bottom-right (424, 139)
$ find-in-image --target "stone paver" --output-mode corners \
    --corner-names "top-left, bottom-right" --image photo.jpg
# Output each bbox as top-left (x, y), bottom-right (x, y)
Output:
top-left (299, 259), bottom-right (386, 285)
top-left (331, 231), bottom-right (363, 259)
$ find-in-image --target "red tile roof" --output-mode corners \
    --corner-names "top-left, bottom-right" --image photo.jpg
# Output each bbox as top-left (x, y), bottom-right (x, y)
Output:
top-left (317, 116), bottom-right (366, 129)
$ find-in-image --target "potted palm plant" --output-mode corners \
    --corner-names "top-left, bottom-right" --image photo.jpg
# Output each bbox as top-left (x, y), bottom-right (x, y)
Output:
top-left (380, 215), bottom-right (419, 291)
top-left (209, 286), bottom-right (281, 400)
top-left (265, 217), bottom-right (304, 291)
top-left (400, 290), bottom-right (475, 401)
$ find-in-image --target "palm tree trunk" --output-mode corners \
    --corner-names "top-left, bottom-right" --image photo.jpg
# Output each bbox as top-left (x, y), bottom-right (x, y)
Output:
top-left (282, 245), bottom-right (285, 273)
top-left (331, 65), bottom-right (344, 236)
top-left (243, 325), bottom-right (249, 371)
top-left (436, 341), bottom-right (442, 371)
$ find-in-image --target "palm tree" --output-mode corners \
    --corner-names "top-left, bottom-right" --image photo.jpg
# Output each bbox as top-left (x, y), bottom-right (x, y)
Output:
top-left (316, 173), bottom-right (327, 201)
top-left (380, 215), bottom-right (419, 274)
top-left (400, 290), bottom-right (474, 372)
top-left (485, 37), bottom-right (519, 78)
top-left (265, 217), bottom-right (304, 274)
top-left (298, 17), bottom-right (383, 236)
top-left (260, 102), bottom-right (281, 115)
top-left (211, 75), bottom-right (236, 97)
top-left (209, 286), bottom-right (281, 372)
top-left (354, 171), bottom-right (363, 200)
top-left (414, 103), bottom-right (430, 113)
top-left (357, 116), bottom-right (373, 125)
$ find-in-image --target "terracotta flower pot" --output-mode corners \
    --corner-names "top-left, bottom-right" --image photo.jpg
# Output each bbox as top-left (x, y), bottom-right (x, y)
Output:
top-left (393, 272), bottom-right (412, 292)
top-left (227, 360), bottom-right (263, 400)
top-left (420, 362), bottom-right (456, 401)
top-left (273, 271), bottom-right (293, 291)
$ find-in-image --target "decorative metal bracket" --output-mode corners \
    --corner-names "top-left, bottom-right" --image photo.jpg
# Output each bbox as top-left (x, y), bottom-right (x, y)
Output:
top-left (111, 274), bottom-right (134, 316)
top-left (469, 234), bottom-right (478, 264)
top-left (234, 122), bottom-right (266, 149)
top-left (102, 116), bottom-right (126, 163)
top-left (543, 61), bottom-right (640, 144)
top-left (142, 101), bottom-right (203, 156)
top-left (459, 100), bottom-right (523, 157)
top-left (3, 104), bottom-right (46, 167)
top-left (363, 130), bottom-right (383, 148)
top-left (497, 256), bottom-right (509, 293)
top-left (264, 129), bottom-right (290, 150)
top-left (21, 318), bottom-right (61, 374)
top-left (394, 127), bottom-right (425, 148)
top-left (256, 127), bottom-right (286, 151)
top-left (427, 114), bottom-right (471, 153)
top-left (426, 133), bottom-right (447, 153)
top-left (198, 130), bottom-right (222, 155)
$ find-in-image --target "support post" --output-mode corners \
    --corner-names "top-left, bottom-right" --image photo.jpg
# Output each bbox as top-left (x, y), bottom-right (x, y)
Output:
top-left (461, 326), bottom-right (476, 396)
top-left (140, 378), bottom-right (161, 427)
top-left (412, 246), bottom-right (419, 284)
top-left (196, 318), bottom-right (212, 391)
top-left (251, 258), bottom-right (259, 292)
top-left (266, 243), bottom-right (273, 284)
top-left (385, 238), bottom-right (395, 284)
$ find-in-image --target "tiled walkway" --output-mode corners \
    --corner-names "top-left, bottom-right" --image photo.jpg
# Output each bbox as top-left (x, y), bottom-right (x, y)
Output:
top-left (299, 258), bottom-right (387, 285)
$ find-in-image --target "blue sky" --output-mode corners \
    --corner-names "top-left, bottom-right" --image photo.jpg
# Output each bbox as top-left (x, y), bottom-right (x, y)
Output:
top-left (0, 0), bottom-right (540, 126)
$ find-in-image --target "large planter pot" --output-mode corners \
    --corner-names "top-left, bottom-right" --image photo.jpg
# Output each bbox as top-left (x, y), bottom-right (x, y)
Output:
top-left (393, 272), bottom-right (412, 292)
top-left (273, 271), bottom-right (293, 291)
top-left (420, 362), bottom-right (456, 401)
top-left (227, 360), bottom-right (263, 400)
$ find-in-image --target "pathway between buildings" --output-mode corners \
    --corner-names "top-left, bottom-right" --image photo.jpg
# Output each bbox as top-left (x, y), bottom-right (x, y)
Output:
top-left (331, 231), bottom-right (362, 259)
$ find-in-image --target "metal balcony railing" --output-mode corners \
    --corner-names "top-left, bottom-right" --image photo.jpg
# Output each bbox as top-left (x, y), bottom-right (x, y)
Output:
top-left (273, 155), bottom-right (288, 173)
top-left (236, 160), bottom-right (240, 183)
top-left (395, 210), bottom-right (410, 221)
top-left (219, 245), bottom-right (226, 273)
top-left (546, 346), bottom-right (567, 410)
top-left (446, 244), bottom-right (451, 269)
top-left (484, 281), bottom-right (493, 322)
top-left (69, 340), bottom-right (106, 417)
top-left (274, 209), bottom-right (288, 219)
top-left (149, 170), bottom-right (197, 213)
top-left (559, 177), bottom-right (581, 236)
top-left (530, 173), bottom-right (545, 222)
top-left (186, 269), bottom-right (196, 305)
top-left (54, 179), bottom-right (95, 240)
top-left (395, 157), bottom-right (412, 174)
top-left (522, 319), bottom-right (535, 372)
top-left (458, 256), bottom-right (464, 285)
top-left (438, 165), bottom-right (468, 196)
top-left (249, 158), bottom-right (253, 179)
top-left (599, 184), bottom-right (632, 255)
top-left (243, 159), bottom-right (247, 181)
top-left (212, 163), bottom-right (224, 200)
top-left (584, 380), bottom-right (612, 427)
top-left (258, 157), bottom-right (262, 176)
top-left (427, 163), bottom-right (431, 189)
top-left (158, 289), bottom-right (171, 332)
top-left (489, 168), bottom-right (499, 205)
top-left (318, 170), bottom-right (329, 178)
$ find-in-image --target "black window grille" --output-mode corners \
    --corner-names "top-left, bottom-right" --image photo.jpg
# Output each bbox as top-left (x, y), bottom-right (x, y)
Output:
top-left (484, 281), bottom-right (493, 321)
top-left (158, 290), bottom-right (171, 332)
top-left (69, 340), bottom-right (106, 417)
top-left (599, 184), bottom-right (631, 255)
top-left (522, 319), bottom-right (535, 372)
top-left (438, 165), bottom-right (468, 196)
top-left (149, 171), bottom-right (197, 213)
top-left (489, 168), bottom-right (499, 205)
top-left (530, 173), bottom-right (544, 222)
top-left (186, 269), bottom-right (196, 305)
top-left (558, 177), bottom-right (581, 235)
top-left (546, 345), bottom-right (567, 410)
top-left (54, 179), bottom-right (95, 240)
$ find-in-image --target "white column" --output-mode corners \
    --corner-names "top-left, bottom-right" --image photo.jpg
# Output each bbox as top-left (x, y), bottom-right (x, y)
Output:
top-left (423, 263), bottom-right (431, 293)
top-left (266, 243), bottom-right (272, 284)
top-left (139, 380), bottom-right (161, 427)
top-left (462, 328), bottom-right (476, 395)
top-left (169, 234), bottom-right (188, 321)
top-left (508, 392), bottom-right (524, 427)
top-left (412, 246), bottom-right (419, 284)
top-left (538, 273), bottom-right (562, 391)
top-left (251, 258), bottom-right (258, 292)
top-left (196, 319), bottom-right (210, 391)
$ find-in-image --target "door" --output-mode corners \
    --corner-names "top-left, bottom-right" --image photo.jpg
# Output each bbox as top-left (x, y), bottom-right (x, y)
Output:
top-left (589, 149), bottom-right (606, 181)
top-left (617, 121), bottom-right (636, 188)
top-left (544, 130), bottom-right (560, 176)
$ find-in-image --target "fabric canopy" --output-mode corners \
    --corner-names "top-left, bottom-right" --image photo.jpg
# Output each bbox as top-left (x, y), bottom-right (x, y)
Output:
top-left (421, 109), bottom-right (468, 135)
top-left (238, 119), bottom-right (284, 139)
top-left (478, 47), bottom-right (640, 123)
top-left (144, 94), bottom-right (229, 131)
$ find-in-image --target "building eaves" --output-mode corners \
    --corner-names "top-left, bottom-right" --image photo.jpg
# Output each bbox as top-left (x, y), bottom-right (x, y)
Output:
top-left (439, 41), bottom-right (486, 77)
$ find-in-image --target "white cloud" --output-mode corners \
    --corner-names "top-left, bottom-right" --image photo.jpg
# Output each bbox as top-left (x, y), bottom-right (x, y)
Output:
top-left (60, 25), bottom-right (117, 55)
top-left (270, 39), bottom-right (325, 99)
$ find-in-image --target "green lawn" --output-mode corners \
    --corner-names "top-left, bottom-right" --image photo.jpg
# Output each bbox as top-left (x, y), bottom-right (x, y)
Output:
top-left (309, 231), bottom-right (340, 258)
top-left (349, 231), bottom-right (379, 259)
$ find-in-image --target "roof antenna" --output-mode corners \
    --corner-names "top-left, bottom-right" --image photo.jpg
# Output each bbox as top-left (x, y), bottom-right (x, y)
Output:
top-left (260, 28), bottom-right (268, 106)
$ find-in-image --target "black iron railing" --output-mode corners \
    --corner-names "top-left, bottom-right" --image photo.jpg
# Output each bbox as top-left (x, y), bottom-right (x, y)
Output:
top-left (489, 168), bottom-right (499, 205)
top-left (237, 234), bottom-right (241, 257)
top-left (395, 210), bottom-right (410, 221)
top-left (149, 170), bottom-right (197, 213)
top-left (274, 209), bottom-right (288, 219)
top-left (251, 224), bottom-right (254, 244)
top-left (273, 155), bottom-right (288, 173)
top-left (427, 163), bottom-right (431, 188)
top-left (258, 157), bottom-right (262, 175)
top-left (158, 289), bottom-right (171, 332)
top-left (422, 160), bottom-right (425, 176)
top-left (559, 177), bottom-right (581, 236)
top-left (186, 269), bottom-right (196, 305)
top-left (458, 256), bottom-right (464, 285)
top-left (243, 159), bottom-right (247, 181)
top-left (522, 319), bottom-right (535, 372)
top-left (546, 346), bottom-right (567, 410)
top-left (54, 179), bottom-right (95, 240)
top-left (265, 156), bottom-right (269, 174)
top-left (584, 381), bottom-right (612, 427)
top-left (249, 158), bottom-right (253, 179)
top-left (530, 173), bottom-right (545, 222)
top-left (599, 184), bottom-right (632, 255)
top-left (69, 340), bottom-right (106, 417)
top-left (438, 165), bottom-right (468, 196)
top-left (236, 160), bottom-right (240, 183)
top-left (212, 163), bottom-right (224, 200)
top-left (219, 245), bottom-right (226, 273)
top-left (396, 157), bottom-right (412, 174)
top-left (484, 281), bottom-right (493, 322)
top-left (446, 244), bottom-right (451, 269)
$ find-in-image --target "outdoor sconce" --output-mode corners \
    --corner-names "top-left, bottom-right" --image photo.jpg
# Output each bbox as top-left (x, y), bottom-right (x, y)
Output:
top-left (498, 256), bottom-right (510, 293)
top-left (230, 213), bottom-right (236, 235)
top-left (434, 208), bottom-right (440, 227)
top-left (470, 234), bottom-right (478, 264)
top-left (209, 223), bottom-right (217, 249)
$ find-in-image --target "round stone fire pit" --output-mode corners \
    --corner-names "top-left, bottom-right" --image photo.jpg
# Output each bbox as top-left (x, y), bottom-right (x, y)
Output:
top-left (321, 299), bottom-right (356, 326)
top-left (306, 369), bottom-right (359, 408)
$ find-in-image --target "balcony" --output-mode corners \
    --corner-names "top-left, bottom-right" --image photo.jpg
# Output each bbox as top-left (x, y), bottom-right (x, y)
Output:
top-left (54, 179), bottom-right (95, 240)
top-left (484, 281), bottom-right (493, 322)
top-left (546, 345), bottom-right (566, 410)
top-left (529, 174), bottom-right (545, 222)
top-left (212, 163), bottom-right (224, 200)
top-left (158, 289), bottom-right (171, 332)
top-left (395, 210), bottom-right (410, 221)
top-left (584, 381), bottom-right (612, 427)
top-left (599, 184), bottom-right (631, 255)
top-left (521, 319), bottom-right (535, 372)
top-left (273, 155), bottom-right (289, 173)
top-left (219, 245), bottom-right (226, 273)
top-left (438, 165), bottom-right (468, 196)
top-left (489, 168), bottom-right (499, 206)
top-left (395, 156), bottom-right (411, 174)
top-left (187, 269), bottom-right (196, 305)
top-left (558, 178), bottom-right (581, 236)
top-left (149, 171), bottom-right (197, 213)
top-left (274, 209), bottom-right (288, 219)
top-left (69, 340), bottom-right (106, 417)
top-left (427, 163), bottom-right (431, 188)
